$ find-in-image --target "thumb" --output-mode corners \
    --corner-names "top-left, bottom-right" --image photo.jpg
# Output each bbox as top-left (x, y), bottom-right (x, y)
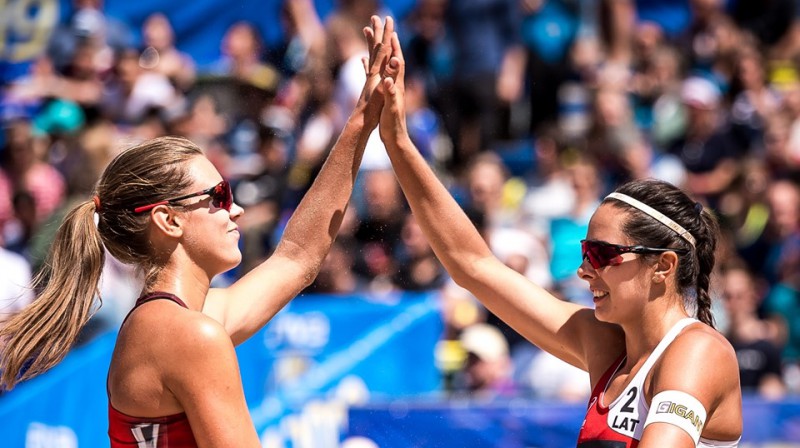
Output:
top-left (383, 77), bottom-right (396, 98)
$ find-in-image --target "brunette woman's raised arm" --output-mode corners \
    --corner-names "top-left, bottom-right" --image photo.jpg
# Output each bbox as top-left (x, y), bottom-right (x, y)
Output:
top-left (376, 32), bottom-right (622, 370)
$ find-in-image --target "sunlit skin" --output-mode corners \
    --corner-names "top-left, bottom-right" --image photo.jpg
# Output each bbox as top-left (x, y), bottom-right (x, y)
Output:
top-left (144, 156), bottom-right (245, 310)
top-left (577, 204), bottom-right (688, 330)
top-left (104, 16), bottom-right (398, 446)
top-left (375, 22), bottom-right (742, 446)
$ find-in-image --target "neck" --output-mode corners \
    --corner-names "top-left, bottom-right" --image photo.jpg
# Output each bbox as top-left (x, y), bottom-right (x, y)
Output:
top-left (622, 302), bottom-right (690, 362)
top-left (147, 260), bottom-right (212, 312)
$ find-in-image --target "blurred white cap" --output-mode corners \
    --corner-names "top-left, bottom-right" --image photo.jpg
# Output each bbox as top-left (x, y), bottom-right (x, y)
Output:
top-left (459, 323), bottom-right (509, 363)
top-left (681, 77), bottom-right (721, 110)
top-left (341, 437), bottom-right (380, 448)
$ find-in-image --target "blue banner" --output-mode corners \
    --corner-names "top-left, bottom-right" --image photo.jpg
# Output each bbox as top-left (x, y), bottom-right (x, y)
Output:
top-left (346, 396), bottom-right (800, 447)
top-left (0, 292), bottom-right (443, 447)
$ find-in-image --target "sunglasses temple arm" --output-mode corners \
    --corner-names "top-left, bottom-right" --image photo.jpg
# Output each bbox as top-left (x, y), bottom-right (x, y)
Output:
top-left (132, 201), bottom-right (169, 214)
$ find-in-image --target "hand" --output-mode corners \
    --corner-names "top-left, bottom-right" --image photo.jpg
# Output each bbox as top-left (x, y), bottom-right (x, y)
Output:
top-left (378, 30), bottom-right (408, 145)
top-left (359, 16), bottom-right (395, 126)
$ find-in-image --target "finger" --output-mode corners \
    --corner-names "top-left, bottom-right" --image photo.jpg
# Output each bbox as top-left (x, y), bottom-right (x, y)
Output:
top-left (390, 32), bottom-right (404, 65)
top-left (372, 15), bottom-right (384, 48)
top-left (382, 16), bottom-right (395, 47)
top-left (384, 56), bottom-right (399, 79)
top-left (383, 77), bottom-right (396, 97)
top-left (363, 26), bottom-right (375, 49)
top-left (361, 56), bottom-right (369, 75)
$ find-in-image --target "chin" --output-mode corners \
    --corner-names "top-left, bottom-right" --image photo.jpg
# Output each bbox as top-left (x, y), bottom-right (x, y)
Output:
top-left (214, 252), bottom-right (242, 275)
top-left (593, 308), bottom-right (615, 324)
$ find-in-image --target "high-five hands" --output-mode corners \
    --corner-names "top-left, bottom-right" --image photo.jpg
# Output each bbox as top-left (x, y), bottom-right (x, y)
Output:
top-left (359, 16), bottom-right (395, 127)
top-left (360, 15), bottom-right (410, 147)
top-left (368, 16), bottom-right (408, 146)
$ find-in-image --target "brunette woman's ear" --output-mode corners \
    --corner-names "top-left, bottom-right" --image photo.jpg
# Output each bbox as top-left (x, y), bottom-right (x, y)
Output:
top-left (653, 251), bottom-right (679, 283)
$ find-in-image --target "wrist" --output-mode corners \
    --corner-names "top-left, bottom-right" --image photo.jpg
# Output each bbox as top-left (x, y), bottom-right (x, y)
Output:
top-left (385, 133), bottom-right (413, 151)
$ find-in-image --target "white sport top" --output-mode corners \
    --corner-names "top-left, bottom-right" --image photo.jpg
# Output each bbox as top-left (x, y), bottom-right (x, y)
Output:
top-left (601, 318), bottom-right (740, 447)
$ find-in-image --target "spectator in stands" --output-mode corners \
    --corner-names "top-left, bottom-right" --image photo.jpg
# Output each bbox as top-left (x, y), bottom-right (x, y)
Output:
top-left (0, 234), bottom-right (34, 324)
top-left (439, 0), bottom-right (526, 171)
top-left (762, 276), bottom-right (800, 394)
top-left (614, 128), bottom-right (687, 189)
top-left (523, 348), bottom-right (590, 402)
top-left (759, 179), bottom-right (800, 285)
top-left (454, 323), bottom-right (517, 398)
top-left (400, 0), bottom-right (449, 95)
top-left (677, 0), bottom-right (739, 79)
top-left (327, 11), bottom-right (389, 171)
top-left (728, 0), bottom-right (795, 49)
top-left (139, 13), bottom-right (197, 92)
top-left (306, 238), bottom-right (362, 294)
top-left (728, 45), bottom-right (781, 153)
top-left (266, 0), bottom-right (326, 78)
top-left (0, 119), bottom-right (66, 228)
top-left (520, 123), bottom-right (576, 240)
top-left (0, 17), bottom-right (395, 446)
top-left (548, 156), bottom-right (602, 306)
top-left (760, 112), bottom-right (799, 178)
top-left (101, 47), bottom-right (183, 126)
top-left (719, 262), bottom-right (785, 399)
top-left (46, 0), bottom-right (134, 76)
top-left (377, 34), bottom-right (742, 445)
top-left (668, 76), bottom-right (741, 208)
top-left (392, 214), bottom-right (446, 291)
top-left (352, 169), bottom-right (406, 292)
top-left (209, 21), bottom-right (280, 94)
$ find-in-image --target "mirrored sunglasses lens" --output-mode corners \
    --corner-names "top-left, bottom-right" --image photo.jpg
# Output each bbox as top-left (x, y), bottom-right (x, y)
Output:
top-left (582, 241), bottom-right (600, 269)
top-left (584, 241), bottom-right (618, 269)
top-left (595, 244), bottom-right (623, 267)
top-left (212, 181), bottom-right (233, 211)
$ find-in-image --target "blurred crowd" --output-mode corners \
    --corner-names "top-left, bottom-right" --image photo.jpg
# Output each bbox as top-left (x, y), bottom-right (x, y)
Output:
top-left (2, 0), bottom-right (800, 403)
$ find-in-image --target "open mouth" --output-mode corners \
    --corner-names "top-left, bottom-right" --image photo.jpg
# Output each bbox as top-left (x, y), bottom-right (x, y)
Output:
top-left (592, 290), bottom-right (609, 302)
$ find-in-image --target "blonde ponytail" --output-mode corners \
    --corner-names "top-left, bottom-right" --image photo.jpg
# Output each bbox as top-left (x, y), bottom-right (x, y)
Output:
top-left (0, 200), bottom-right (105, 390)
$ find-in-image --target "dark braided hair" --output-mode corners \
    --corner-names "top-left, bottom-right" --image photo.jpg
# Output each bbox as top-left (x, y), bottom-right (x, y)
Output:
top-left (604, 179), bottom-right (720, 327)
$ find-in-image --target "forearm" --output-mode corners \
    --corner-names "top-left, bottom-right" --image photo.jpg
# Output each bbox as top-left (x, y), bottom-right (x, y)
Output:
top-left (384, 135), bottom-right (493, 285)
top-left (204, 15), bottom-right (394, 343)
top-left (276, 106), bottom-right (373, 272)
top-left (209, 110), bottom-right (374, 344)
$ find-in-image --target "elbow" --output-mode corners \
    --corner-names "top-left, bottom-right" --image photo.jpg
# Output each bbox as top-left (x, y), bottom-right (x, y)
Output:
top-left (274, 240), bottom-right (324, 288)
top-left (445, 254), bottom-right (489, 291)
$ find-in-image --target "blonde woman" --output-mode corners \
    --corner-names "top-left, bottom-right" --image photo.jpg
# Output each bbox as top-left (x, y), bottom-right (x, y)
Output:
top-left (0, 16), bottom-right (397, 448)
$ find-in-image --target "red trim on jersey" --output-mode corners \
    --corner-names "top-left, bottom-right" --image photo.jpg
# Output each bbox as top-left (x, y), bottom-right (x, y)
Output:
top-left (108, 403), bottom-right (197, 447)
top-left (576, 355), bottom-right (639, 448)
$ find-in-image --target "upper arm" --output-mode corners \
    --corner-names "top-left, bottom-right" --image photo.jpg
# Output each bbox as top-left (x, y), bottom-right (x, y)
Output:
top-left (639, 328), bottom-right (742, 447)
top-left (164, 317), bottom-right (260, 447)
top-left (204, 253), bottom-right (308, 345)
top-left (462, 256), bottom-right (623, 370)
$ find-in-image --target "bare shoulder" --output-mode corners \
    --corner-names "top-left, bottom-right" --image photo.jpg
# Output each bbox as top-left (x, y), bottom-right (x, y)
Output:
top-left (650, 323), bottom-right (743, 440)
top-left (122, 301), bottom-right (233, 358)
top-left (652, 322), bottom-right (739, 401)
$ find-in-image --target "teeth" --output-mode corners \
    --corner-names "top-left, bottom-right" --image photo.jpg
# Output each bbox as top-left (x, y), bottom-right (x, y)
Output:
top-left (592, 290), bottom-right (607, 298)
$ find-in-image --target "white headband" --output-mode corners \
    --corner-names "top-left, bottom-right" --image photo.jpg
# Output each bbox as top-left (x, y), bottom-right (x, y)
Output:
top-left (605, 192), bottom-right (696, 247)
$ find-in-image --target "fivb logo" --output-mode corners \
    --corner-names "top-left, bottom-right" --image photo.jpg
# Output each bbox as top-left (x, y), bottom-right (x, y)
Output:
top-left (655, 400), bottom-right (704, 432)
top-left (26, 423), bottom-right (77, 448)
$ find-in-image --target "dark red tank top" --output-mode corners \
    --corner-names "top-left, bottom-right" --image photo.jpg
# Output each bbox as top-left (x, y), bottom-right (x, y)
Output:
top-left (108, 292), bottom-right (198, 447)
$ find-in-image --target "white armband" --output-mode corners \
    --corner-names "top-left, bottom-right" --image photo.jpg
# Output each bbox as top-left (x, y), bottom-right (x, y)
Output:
top-left (644, 390), bottom-right (707, 445)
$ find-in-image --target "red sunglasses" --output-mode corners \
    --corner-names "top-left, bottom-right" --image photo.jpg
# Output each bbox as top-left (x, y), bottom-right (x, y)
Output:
top-left (132, 180), bottom-right (233, 214)
top-left (580, 239), bottom-right (689, 270)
